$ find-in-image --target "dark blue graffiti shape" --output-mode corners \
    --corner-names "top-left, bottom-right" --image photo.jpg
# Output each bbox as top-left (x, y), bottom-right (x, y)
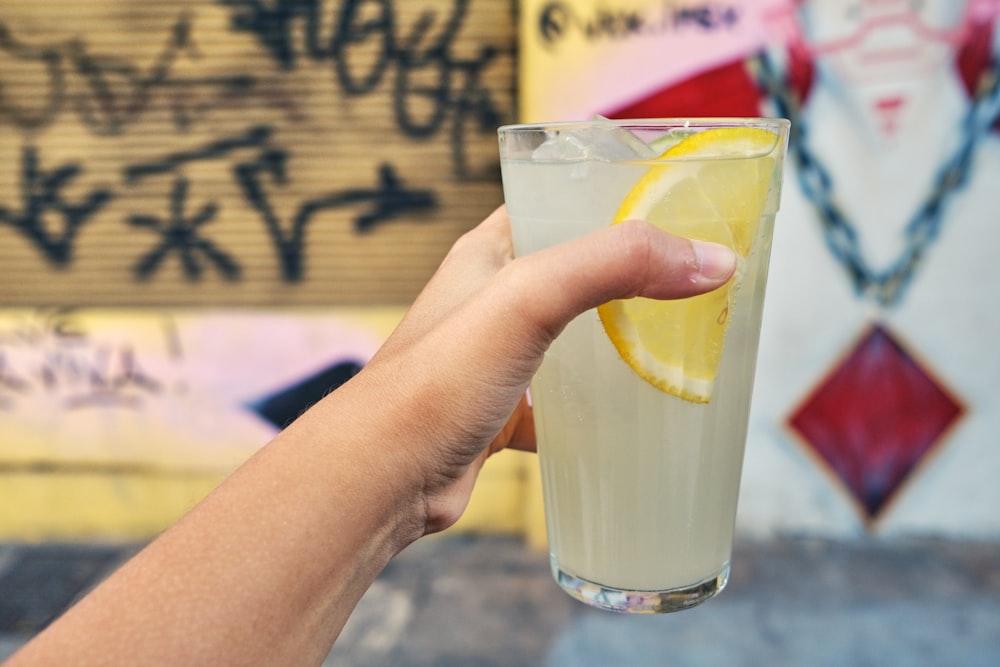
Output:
top-left (248, 359), bottom-right (365, 430)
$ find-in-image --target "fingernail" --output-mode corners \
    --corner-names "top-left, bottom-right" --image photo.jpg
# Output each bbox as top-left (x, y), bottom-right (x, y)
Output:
top-left (693, 241), bottom-right (737, 280)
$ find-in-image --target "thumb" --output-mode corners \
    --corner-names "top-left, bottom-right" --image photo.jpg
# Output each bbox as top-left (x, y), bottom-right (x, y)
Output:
top-left (503, 219), bottom-right (737, 344)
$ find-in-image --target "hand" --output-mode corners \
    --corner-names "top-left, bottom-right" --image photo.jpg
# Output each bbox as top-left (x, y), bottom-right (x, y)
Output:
top-left (3, 205), bottom-right (737, 667)
top-left (349, 205), bottom-right (738, 536)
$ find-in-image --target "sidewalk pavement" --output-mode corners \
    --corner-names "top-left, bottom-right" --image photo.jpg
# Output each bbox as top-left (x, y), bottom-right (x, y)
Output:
top-left (2, 535), bottom-right (998, 666)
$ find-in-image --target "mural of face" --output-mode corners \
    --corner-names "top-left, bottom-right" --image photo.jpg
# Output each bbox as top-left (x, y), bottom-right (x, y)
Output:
top-left (730, 0), bottom-right (1000, 535)
top-left (800, 0), bottom-right (966, 84)
top-left (795, 0), bottom-right (971, 137)
top-left (550, 0), bottom-right (1000, 538)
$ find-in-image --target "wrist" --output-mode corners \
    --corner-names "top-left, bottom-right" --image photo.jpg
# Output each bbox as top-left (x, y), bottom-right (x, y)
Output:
top-left (292, 371), bottom-right (433, 553)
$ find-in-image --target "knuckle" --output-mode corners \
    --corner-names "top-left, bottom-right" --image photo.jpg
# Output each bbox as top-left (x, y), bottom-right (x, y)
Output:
top-left (611, 219), bottom-right (660, 293)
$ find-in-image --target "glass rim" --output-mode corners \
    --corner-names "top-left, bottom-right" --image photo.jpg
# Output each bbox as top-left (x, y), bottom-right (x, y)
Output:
top-left (497, 117), bottom-right (790, 134)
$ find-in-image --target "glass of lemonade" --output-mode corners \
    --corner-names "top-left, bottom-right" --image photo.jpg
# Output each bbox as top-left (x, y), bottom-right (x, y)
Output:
top-left (497, 118), bottom-right (789, 614)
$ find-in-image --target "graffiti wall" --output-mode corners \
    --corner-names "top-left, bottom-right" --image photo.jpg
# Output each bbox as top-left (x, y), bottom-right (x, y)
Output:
top-left (0, 1), bottom-right (519, 539)
top-left (6, 0), bottom-right (999, 543)
top-left (519, 0), bottom-right (1000, 538)
top-left (0, 0), bottom-right (514, 306)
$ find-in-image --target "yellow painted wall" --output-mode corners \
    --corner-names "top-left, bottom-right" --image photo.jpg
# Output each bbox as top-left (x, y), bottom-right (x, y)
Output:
top-left (0, 452), bottom-right (546, 545)
top-left (0, 308), bottom-right (548, 545)
top-left (1, 1), bottom-right (532, 543)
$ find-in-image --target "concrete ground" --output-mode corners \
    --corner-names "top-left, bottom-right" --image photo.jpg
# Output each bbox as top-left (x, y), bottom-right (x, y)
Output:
top-left (1, 535), bottom-right (998, 666)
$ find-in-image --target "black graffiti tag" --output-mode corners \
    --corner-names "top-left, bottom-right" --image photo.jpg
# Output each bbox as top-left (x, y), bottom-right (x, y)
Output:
top-left (129, 176), bottom-right (239, 282)
top-left (236, 149), bottom-right (436, 281)
top-left (219, 0), bottom-right (510, 178)
top-left (0, 15), bottom-right (255, 135)
top-left (0, 23), bottom-right (64, 130)
top-left (123, 125), bottom-right (436, 282)
top-left (122, 126), bottom-right (275, 281)
top-left (0, 146), bottom-right (113, 265)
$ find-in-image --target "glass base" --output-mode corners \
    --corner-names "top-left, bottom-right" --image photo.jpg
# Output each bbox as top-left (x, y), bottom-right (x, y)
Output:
top-left (551, 558), bottom-right (730, 614)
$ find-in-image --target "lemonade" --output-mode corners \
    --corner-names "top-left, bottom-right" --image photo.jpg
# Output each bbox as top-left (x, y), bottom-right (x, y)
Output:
top-left (498, 119), bottom-right (789, 613)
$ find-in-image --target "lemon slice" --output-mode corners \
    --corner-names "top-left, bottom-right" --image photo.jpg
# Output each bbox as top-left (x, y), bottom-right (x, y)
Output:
top-left (597, 127), bottom-right (779, 403)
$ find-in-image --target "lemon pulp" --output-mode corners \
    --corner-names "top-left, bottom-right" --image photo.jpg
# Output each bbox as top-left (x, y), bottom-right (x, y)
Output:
top-left (596, 127), bottom-right (779, 403)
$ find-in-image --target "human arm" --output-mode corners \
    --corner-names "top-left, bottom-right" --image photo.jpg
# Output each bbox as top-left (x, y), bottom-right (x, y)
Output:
top-left (4, 205), bottom-right (736, 666)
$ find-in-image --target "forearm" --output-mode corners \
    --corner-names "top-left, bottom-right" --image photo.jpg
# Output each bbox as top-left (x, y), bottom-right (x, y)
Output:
top-left (6, 378), bottom-right (426, 667)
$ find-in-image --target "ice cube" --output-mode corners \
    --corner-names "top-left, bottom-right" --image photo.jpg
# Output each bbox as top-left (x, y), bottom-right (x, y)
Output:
top-left (531, 129), bottom-right (588, 161)
top-left (531, 122), bottom-right (658, 162)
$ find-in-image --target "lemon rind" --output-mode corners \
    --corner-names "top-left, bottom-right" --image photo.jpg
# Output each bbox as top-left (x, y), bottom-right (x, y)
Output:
top-left (598, 127), bottom-right (778, 403)
top-left (599, 302), bottom-right (715, 404)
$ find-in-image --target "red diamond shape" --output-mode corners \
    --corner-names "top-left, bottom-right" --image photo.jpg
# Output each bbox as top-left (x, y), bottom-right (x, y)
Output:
top-left (788, 325), bottom-right (964, 521)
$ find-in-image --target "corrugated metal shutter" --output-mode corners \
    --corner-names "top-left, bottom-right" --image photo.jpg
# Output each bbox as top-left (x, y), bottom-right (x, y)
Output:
top-left (0, 1), bottom-right (516, 306)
